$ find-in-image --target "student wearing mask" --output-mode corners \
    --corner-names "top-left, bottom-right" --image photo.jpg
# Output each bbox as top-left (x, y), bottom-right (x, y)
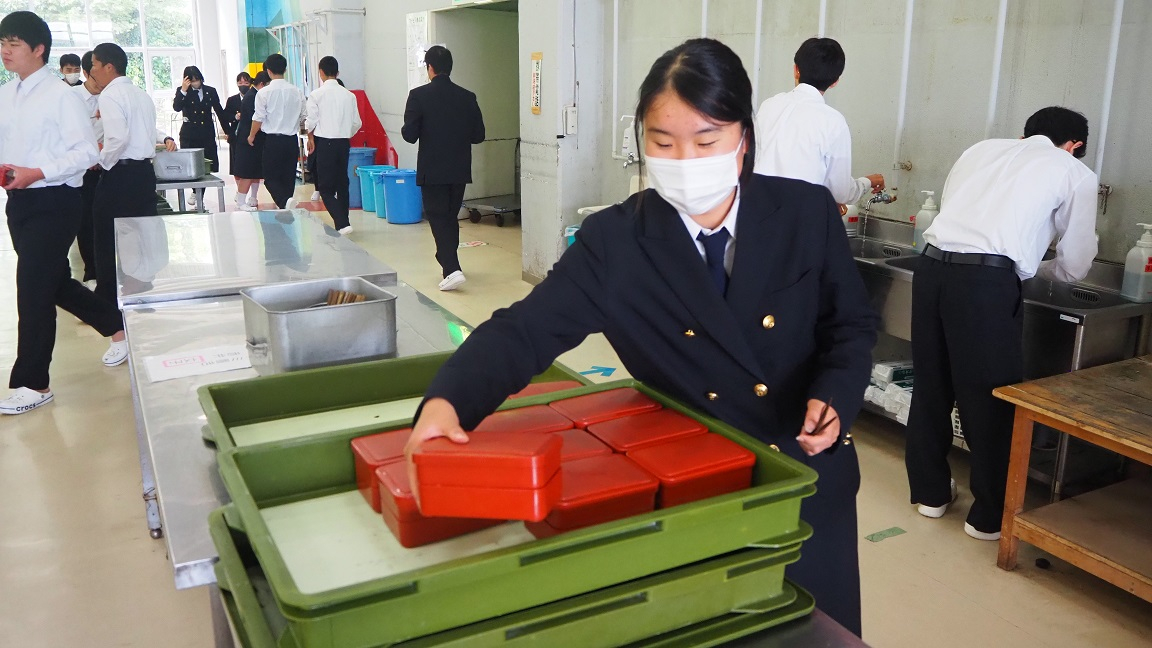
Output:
top-left (402, 45), bottom-right (485, 291)
top-left (223, 72), bottom-right (251, 201)
top-left (172, 65), bottom-right (227, 209)
top-left (88, 42), bottom-right (176, 318)
top-left (0, 12), bottom-right (129, 415)
top-left (305, 56), bottom-right (361, 234)
top-left (233, 72), bottom-right (269, 211)
top-left (249, 53), bottom-right (305, 210)
top-left (753, 38), bottom-right (884, 206)
top-left (403, 38), bottom-right (876, 636)
top-left (59, 51), bottom-right (81, 85)
top-left (72, 50), bottom-right (102, 284)
top-left (905, 107), bottom-right (1097, 542)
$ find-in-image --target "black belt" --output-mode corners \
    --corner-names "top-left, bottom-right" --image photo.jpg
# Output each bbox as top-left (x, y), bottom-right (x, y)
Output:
top-left (265, 133), bottom-right (296, 138)
top-left (115, 158), bottom-right (151, 167)
top-left (923, 244), bottom-right (1015, 270)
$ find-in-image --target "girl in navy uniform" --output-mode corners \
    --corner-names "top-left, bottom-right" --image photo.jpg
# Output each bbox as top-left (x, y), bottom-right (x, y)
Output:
top-left (404, 39), bottom-right (877, 636)
top-left (172, 65), bottom-right (227, 173)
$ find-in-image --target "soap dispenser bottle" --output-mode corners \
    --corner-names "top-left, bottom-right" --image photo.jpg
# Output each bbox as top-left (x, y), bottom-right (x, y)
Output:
top-left (912, 191), bottom-right (939, 251)
top-left (1120, 223), bottom-right (1152, 303)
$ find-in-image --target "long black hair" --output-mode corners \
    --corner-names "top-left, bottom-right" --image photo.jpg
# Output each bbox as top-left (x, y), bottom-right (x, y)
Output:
top-left (183, 65), bottom-right (205, 83)
top-left (635, 38), bottom-right (757, 187)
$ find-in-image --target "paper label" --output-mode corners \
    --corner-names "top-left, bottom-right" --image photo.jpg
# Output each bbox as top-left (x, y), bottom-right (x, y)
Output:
top-left (144, 344), bottom-right (252, 382)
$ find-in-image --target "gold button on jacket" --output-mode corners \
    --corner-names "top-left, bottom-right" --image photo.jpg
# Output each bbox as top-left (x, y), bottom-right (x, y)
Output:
top-left (762, 315), bottom-right (776, 329)
top-left (684, 329), bottom-right (696, 337)
top-left (754, 384), bottom-right (768, 397)
top-left (706, 392), bottom-right (718, 401)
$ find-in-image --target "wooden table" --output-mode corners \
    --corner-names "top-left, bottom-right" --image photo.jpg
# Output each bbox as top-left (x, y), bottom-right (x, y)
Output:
top-left (993, 355), bottom-right (1152, 601)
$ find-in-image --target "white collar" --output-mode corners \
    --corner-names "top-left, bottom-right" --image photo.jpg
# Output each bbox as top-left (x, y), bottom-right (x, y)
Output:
top-left (792, 83), bottom-right (826, 103)
top-left (16, 65), bottom-right (51, 96)
top-left (678, 186), bottom-right (740, 243)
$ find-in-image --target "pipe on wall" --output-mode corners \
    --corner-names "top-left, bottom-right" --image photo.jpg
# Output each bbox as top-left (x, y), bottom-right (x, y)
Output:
top-left (701, 0), bottom-right (709, 37)
top-left (1094, 0), bottom-right (1124, 176)
top-left (752, 0), bottom-right (764, 103)
top-left (892, 0), bottom-right (915, 183)
top-left (818, 0), bottom-right (827, 37)
top-left (612, 0), bottom-right (620, 156)
top-left (984, 0), bottom-right (1009, 138)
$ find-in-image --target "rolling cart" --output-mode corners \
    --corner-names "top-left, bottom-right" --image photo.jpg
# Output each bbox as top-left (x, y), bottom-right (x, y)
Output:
top-left (463, 138), bottom-right (521, 227)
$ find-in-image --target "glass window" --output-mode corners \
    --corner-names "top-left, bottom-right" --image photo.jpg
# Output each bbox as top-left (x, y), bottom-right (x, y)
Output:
top-left (151, 55), bottom-right (174, 90)
top-left (125, 50), bottom-right (145, 89)
top-left (143, 0), bottom-right (194, 48)
top-left (40, 0), bottom-right (88, 48)
top-left (90, 0), bottom-right (142, 47)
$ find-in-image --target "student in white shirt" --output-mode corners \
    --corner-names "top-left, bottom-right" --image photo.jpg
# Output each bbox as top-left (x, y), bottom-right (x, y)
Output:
top-left (87, 42), bottom-right (176, 311)
top-left (305, 56), bottom-right (362, 233)
top-left (249, 53), bottom-right (305, 209)
top-left (0, 12), bottom-right (128, 415)
top-left (906, 107), bottom-right (1097, 542)
top-left (753, 38), bottom-right (883, 206)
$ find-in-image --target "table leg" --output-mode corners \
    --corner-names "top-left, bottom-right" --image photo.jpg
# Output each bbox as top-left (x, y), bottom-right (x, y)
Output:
top-left (177, 191), bottom-right (187, 212)
top-left (217, 187), bottom-right (226, 213)
top-left (127, 356), bottom-right (164, 538)
top-left (998, 406), bottom-right (1034, 570)
top-left (209, 584), bottom-right (236, 648)
top-left (197, 189), bottom-right (207, 214)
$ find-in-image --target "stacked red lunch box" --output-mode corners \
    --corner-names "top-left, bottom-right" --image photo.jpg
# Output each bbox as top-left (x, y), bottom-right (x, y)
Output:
top-left (376, 462), bottom-right (501, 547)
top-left (351, 428), bottom-right (410, 512)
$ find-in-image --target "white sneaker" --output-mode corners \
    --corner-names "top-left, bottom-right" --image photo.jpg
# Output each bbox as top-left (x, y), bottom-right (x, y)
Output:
top-left (964, 522), bottom-right (1001, 541)
top-left (0, 387), bottom-right (54, 415)
top-left (311, 190), bottom-right (321, 202)
top-left (237, 203), bottom-right (257, 212)
top-left (187, 192), bottom-right (198, 208)
top-left (247, 194), bottom-right (259, 207)
top-left (103, 340), bottom-right (129, 367)
top-left (917, 478), bottom-right (958, 518)
top-left (438, 270), bottom-right (466, 291)
top-left (285, 198), bottom-right (299, 210)
top-left (338, 225), bottom-right (353, 235)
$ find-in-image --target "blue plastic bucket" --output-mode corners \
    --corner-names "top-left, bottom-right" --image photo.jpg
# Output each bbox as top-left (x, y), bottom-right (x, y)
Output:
top-left (354, 164), bottom-right (393, 212)
top-left (346, 148), bottom-right (377, 209)
top-left (381, 169), bottom-right (423, 224)
top-left (370, 169), bottom-right (393, 219)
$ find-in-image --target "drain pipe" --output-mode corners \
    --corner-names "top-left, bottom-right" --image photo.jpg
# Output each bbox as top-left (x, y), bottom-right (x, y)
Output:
top-left (1095, 0), bottom-right (1124, 176)
top-left (818, 0), bottom-right (827, 37)
top-left (702, 0), bottom-right (709, 37)
top-left (752, 0), bottom-right (764, 103)
top-left (891, 0), bottom-right (915, 186)
top-left (984, 0), bottom-right (1009, 138)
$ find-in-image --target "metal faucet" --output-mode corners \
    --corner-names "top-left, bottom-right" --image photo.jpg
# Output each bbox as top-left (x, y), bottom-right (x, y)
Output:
top-left (869, 189), bottom-right (897, 205)
top-left (622, 152), bottom-right (637, 169)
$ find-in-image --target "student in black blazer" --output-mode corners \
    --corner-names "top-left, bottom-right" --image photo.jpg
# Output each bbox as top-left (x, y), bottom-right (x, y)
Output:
top-left (401, 45), bottom-right (485, 291)
top-left (172, 65), bottom-right (227, 172)
top-left (223, 71), bottom-right (252, 189)
top-left (405, 39), bottom-right (877, 636)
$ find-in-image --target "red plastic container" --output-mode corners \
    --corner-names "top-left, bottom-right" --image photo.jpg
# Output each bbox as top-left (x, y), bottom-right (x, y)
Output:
top-left (413, 432), bottom-right (563, 521)
top-left (555, 429), bottom-right (613, 462)
top-left (586, 409), bottom-right (708, 452)
top-left (376, 463), bottom-right (501, 548)
top-left (627, 434), bottom-right (756, 508)
top-left (525, 455), bottom-right (659, 539)
top-left (472, 405), bottom-right (574, 435)
top-left (509, 381), bottom-right (584, 399)
top-left (548, 388), bottom-right (662, 429)
top-left (351, 428), bottom-right (411, 512)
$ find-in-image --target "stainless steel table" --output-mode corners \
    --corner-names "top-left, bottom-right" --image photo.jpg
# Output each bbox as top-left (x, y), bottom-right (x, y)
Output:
top-left (121, 283), bottom-right (465, 590)
top-left (156, 173), bottom-right (227, 214)
top-left (114, 209), bottom-right (397, 308)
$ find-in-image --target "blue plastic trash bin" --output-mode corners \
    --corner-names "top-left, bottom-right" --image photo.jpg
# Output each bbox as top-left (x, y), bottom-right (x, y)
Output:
top-left (370, 169), bottom-right (394, 219)
top-left (381, 169), bottom-right (423, 224)
top-left (354, 164), bottom-right (394, 212)
top-left (346, 148), bottom-right (376, 209)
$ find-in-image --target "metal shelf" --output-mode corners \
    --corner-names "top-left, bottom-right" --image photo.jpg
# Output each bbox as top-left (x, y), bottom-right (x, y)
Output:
top-left (860, 401), bottom-right (969, 451)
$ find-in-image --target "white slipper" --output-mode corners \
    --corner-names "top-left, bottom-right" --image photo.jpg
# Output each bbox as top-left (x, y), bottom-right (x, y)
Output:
top-left (338, 225), bottom-right (353, 235)
top-left (438, 271), bottom-right (466, 291)
top-left (103, 340), bottom-right (129, 367)
top-left (311, 190), bottom-right (321, 202)
top-left (0, 387), bottom-right (54, 415)
top-left (285, 198), bottom-right (299, 210)
top-left (964, 522), bottom-right (1001, 541)
top-left (917, 478), bottom-right (957, 518)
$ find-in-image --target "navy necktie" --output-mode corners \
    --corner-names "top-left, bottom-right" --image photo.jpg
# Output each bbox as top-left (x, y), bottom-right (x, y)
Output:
top-left (697, 229), bottom-right (730, 296)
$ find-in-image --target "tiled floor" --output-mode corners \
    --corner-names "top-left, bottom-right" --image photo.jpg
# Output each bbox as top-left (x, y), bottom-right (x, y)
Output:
top-left (1, 171), bottom-right (1150, 646)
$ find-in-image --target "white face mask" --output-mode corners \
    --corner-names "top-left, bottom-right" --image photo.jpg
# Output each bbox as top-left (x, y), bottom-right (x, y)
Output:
top-left (64, 72), bottom-right (81, 84)
top-left (644, 139), bottom-right (742, 216)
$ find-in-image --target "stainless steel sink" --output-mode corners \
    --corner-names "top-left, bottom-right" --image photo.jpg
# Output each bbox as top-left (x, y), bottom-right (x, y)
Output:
top-left (848, 238), bottom-right (915, 261)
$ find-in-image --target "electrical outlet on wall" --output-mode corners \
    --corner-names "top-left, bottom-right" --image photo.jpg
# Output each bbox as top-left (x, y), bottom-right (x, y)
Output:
top-left (563, 105), bottom-right (578, 136)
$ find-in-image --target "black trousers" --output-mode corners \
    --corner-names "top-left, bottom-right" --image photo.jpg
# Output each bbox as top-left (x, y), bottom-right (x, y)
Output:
top-left (93, 161), bottom-right (157, 305)
top-left (906, 255), bottom-right (1024, 533)
top-left (6, 186), bottom-right (124, 390)
top-left (314, 137), bottom-right (351, 229)
top-left (76, 168), bottom-right (101, 281)
top-left (421, 183), bottom-right (465, 277)
top-left (180, 125), bottom-right (220, 172)
top-left (263, 134), bottom-right (298, 209)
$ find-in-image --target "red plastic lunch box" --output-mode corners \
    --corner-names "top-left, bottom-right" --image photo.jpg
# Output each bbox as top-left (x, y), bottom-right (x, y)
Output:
top-left (351, 428), bottom-right (411, 512)
top-left (554, 428), bottom-right (613, 463)
top-left (472, 405), bottom-right (575, 435)
top-left (376, 463), bottom-right (502, 548)
top-left (413, 432), bottom-right (563, 521)
top-left (508, 381), bottom-right (584, 399)
top-left (525, 454), bottom-right (660, 539)
top-left (586, 409), bottom-right (708, 453)
top-left (627, 434), bottom-right (756, 508)
top-left (548, 388), bottom-right (662, 429)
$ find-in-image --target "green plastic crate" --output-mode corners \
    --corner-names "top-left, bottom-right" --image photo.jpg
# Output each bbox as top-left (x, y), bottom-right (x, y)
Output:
top-left (199, 351), bottom-right (591, 451)
top-left (209, 507), bottom-right (815, 648)
top-left (214, 374), bottom-right (818, 648)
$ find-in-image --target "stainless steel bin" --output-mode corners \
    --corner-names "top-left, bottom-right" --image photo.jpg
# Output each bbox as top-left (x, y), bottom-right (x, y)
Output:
top-left (241, 277), bottom-right (398, 375)
top-left (154, 149), bottom-right (206, 181)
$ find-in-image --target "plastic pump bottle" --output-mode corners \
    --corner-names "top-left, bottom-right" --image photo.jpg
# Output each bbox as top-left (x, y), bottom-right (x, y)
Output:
top-left (912, 191), bottom-right (939, 251)
top-left (1120, 223), bottom-right (1152, 303)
